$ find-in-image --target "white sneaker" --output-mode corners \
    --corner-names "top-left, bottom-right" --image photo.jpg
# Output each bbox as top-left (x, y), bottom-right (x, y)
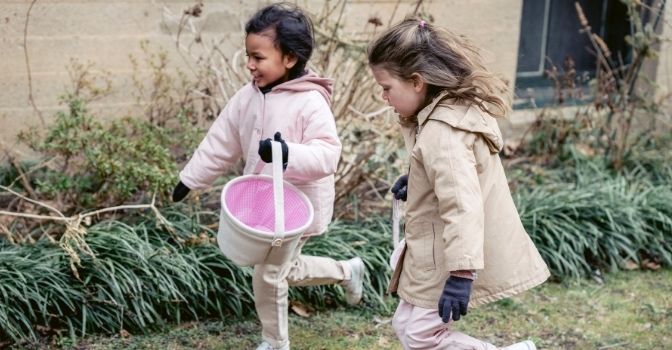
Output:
top-left (255, 341), bottom-right (289, 350)
top-left (501, 340), bottom-right (537, 350)
top-left (342, 257), bottom-right (365, 305)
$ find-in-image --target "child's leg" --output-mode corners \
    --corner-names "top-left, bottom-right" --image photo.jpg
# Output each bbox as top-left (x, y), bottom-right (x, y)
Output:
top-left (392, 299), bottom-right (498, 350)
top-left (285, 253), bottom-right (349, 287)
top-left (252, 238), bottom-right (352, 348)
top-left (253, 240), bottom-right (310, 348)
top-left (392, 298), bottom-right (413, 349)
top-left (286, 248), bottom-right (364, 306)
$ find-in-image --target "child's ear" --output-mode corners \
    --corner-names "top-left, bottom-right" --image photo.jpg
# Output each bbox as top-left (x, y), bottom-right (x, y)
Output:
top-left (410, 73), bottom-right (425, 92)
top-left (284, 53), bottom-right (298, 70)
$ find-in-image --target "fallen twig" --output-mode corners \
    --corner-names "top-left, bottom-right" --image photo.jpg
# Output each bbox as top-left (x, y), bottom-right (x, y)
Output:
top-left (598, 342), bottom-right (630, 349)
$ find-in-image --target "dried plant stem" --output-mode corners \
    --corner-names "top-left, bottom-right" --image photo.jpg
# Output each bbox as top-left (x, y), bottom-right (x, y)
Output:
top-left (0, 188), bottom-right (175, 277)
top-left (347, 105), bottom-right (392, 118)
top-left (413, 0), bottom-right (424, 14)
top-left (314, 25), bottom-right (361, 48)
top-left (4, 152), bottom-right (37, 199)
top-left (0, 185), bottom-right (64, 218)
top-left (23, 0), bottom-right (45, 127)
top-left (388, 0), bottom-right (403, 26)
top-left (0, 223), bottom-right (14, 244)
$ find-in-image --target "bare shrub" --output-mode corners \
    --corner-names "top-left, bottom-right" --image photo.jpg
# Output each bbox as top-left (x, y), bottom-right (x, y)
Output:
top-left (509, 0), bottom-right (671, 171)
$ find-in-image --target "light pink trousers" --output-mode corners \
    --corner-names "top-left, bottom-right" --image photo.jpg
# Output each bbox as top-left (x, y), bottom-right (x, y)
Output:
top-left (393, 299), bottom-right (498, 350)
top-left (253, 238), bottom-right (350, 348)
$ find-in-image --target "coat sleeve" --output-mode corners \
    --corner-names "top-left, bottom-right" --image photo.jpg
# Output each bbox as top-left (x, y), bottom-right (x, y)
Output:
top-left (419, 122), bottom-right (485, 271)
top-left (179, 91), bottom-right (243, 190)
top-left (284, 93), bottom-right (342, 181)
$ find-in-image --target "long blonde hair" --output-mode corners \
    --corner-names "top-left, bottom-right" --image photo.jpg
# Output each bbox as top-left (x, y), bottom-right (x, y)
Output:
top-left (367, 17), bottom-right (510, 126)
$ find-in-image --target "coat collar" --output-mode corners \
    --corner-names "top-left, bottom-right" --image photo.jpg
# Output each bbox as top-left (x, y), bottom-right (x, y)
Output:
top-left (417, 90), bottom-right (451, 126)
top-left (413, 91), bottom-right (504, 153)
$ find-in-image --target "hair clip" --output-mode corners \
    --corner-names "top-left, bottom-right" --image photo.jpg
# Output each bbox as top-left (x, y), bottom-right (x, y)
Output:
top-left (419, 20), bottom-right (427, 29)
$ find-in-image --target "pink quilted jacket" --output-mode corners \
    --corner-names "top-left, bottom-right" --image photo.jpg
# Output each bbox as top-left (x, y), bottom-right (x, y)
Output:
top-left (179, 71), bottom-right (342, 236)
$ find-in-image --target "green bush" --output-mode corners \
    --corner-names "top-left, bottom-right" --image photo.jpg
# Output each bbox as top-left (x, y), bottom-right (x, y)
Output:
top-left (18, 97), bottom-right (192, 210)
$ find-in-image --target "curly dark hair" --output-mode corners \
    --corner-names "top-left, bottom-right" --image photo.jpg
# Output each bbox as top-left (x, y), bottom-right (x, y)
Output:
top-left (245, 2), bottom-right (314, 79)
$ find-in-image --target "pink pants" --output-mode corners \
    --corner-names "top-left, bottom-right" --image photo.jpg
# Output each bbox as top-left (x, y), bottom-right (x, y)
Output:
top-left (392, 299), bottom-right (498, 350)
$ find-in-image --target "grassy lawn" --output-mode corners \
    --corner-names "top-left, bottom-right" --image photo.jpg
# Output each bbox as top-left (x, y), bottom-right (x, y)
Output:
top-left (52, 270), bottom-right (671, 349)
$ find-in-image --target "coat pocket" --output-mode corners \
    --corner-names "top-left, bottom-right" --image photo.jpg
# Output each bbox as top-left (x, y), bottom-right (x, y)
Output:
top-left (406, 221), bottom-right (437, 272)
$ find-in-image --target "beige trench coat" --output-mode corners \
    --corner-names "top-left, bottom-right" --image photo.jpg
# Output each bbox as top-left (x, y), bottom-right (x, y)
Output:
top-left (390, 92), bottom-right (550, 309)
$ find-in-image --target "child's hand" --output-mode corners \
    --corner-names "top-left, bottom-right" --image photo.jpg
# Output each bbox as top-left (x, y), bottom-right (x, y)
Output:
top-left (391, 175), bottom-right (408, 201)
top-left (172, 181), bottom-right (191, 202)
top-left (258, 132), bottom-right (289, 170)
top-left (438, 275), bottom-right (472, 322)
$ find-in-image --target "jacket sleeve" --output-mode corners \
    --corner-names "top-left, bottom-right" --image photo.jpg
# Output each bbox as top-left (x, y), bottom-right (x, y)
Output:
top-left (179, 91), bottom-right (243, 190)
top-left (284, 93), bottom-right (342, 181)
top-left (419, 122), bottom-right (485, 271)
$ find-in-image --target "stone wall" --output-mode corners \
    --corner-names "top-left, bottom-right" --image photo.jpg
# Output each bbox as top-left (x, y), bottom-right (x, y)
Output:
top-left (1, 0), bottom-right (523, 154)
top-left (656, 3), bottom-right (672, 97)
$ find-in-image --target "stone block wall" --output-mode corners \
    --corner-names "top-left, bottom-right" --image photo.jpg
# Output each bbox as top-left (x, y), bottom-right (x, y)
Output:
top-left (1, 0), bottom-right (524, 154)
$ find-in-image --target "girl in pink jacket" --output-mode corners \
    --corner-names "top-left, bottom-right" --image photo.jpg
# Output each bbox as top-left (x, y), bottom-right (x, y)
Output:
top-left (172, 4), bottom-right (365, 350)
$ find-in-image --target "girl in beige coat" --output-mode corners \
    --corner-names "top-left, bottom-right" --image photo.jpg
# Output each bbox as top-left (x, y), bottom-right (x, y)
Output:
top-left (368, 18), bottom-right (550, 350)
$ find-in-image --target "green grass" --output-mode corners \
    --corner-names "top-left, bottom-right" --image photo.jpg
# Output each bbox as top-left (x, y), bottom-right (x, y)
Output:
top-left (44, 269), bottom-right (671, 350)
top-left (455, 270), bottom-right (672, 349)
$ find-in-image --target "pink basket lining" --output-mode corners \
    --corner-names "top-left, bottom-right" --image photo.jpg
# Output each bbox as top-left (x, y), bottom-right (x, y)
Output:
top-left (224, 178), bottom-right (311, 234)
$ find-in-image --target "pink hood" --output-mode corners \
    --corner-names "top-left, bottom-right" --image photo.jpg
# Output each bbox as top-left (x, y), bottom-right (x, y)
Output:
top-left (270, 70), bottom-right (333, 106)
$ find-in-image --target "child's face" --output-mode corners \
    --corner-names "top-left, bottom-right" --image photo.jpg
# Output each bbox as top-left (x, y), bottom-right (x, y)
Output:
top-left (371, 66), bottom-right (427, 119)
top-left (245, 31), bottom-right (297, 88)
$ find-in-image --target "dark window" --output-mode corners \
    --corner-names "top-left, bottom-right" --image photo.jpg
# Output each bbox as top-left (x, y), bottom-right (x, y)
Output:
top-left (514, 0), bottom-right (632, 109)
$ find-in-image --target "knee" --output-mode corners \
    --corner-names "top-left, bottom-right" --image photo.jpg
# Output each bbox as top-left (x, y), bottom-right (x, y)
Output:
top-left (392, 318), bottom-right (431, 350)
top-left (404, 326), bottom-right (439, 350)
top-left (253, 265), bottom-right (267, 281)
top-left (253, 264), bottom-right (279, 288)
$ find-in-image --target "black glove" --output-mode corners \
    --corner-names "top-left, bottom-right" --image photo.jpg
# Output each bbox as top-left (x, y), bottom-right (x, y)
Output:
top-left (390, 175), bottom-right (408, 201)
top-left (438, 275), bottom-right (472, 322)
top-left (172, 181), bottom-right (191, 202)
top-left (258, 131), bottom-right (288, 170)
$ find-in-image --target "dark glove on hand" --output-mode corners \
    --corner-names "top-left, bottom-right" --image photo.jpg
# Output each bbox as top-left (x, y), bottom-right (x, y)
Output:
top-left (438, 275), bottom-right (472, 322)
top-left (258, 131), bottom-right (288, 170)
top-left (172, 181), bottom-right (191, 202)
top-left (390, 175), bottom-right (408, 201)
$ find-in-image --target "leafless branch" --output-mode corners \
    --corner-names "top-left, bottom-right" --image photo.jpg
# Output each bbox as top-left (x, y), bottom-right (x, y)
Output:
top-left (23, 0), bottom-right (45, 127)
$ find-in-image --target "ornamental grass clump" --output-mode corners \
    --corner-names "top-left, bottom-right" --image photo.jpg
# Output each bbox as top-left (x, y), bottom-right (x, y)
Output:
top-left (0, 210), bottom-right (395, 344)
top-left (516, 162), bottom-right (672, 279)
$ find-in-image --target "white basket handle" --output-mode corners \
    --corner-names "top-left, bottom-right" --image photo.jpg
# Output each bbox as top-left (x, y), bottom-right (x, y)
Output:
top-left (392, 198), bottom-right (401, 248)
top-left (271, 141), bottom-right (285, 247)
